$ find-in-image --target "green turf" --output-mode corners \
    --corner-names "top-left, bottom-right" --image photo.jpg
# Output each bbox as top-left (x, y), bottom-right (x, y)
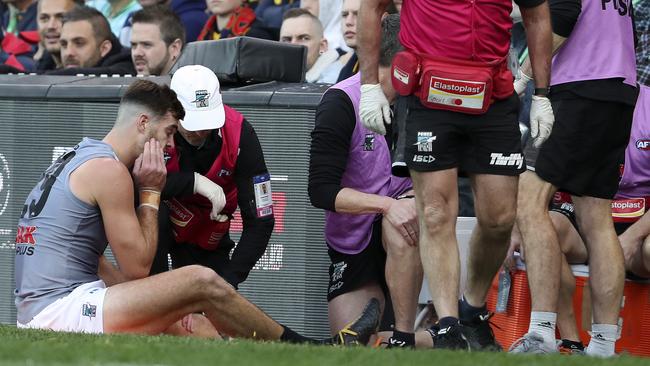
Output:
top-left (0, 325), bottom-right (647, 366)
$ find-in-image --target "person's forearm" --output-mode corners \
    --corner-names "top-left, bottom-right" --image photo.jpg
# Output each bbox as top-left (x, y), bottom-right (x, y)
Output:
top-left (226, 217), bottom-right (274, 287)
top-left (134, 192), bottom-right (160, 277)
top-left (521, 2), bottom-right (553, 89)
top-left (358, 0), bottom-right (390, 85)
top-left (334, 187), bottom-right (394, 215)
top-left (98, 255), bottom-right (129, 286)
top-left (519, 33), bottom-right (567, 77)
top-left (162, 171), bottom-right (195, 200)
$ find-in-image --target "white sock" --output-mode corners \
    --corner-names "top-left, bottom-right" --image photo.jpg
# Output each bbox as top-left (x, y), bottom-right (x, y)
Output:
top-left (528, 311), bottom-right (557, 346)
top-left (586, 324), bottom-right (618, 357)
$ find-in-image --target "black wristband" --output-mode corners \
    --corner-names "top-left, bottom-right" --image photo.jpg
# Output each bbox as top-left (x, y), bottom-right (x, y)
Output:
top-left (534, 87), bottom-right (549, 97)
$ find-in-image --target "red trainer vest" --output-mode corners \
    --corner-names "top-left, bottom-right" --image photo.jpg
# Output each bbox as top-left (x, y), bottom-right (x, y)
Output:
top-left (165, 105), bottom-right (244, 250)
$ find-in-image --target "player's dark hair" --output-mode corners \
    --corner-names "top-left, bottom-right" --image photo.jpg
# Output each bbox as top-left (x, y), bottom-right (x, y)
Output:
top-left (122, 80), bottom-right (185, 121)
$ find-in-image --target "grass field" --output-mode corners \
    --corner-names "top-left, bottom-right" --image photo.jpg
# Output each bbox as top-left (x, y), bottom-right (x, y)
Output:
top-left (0, 325), bottom-right (647, 366)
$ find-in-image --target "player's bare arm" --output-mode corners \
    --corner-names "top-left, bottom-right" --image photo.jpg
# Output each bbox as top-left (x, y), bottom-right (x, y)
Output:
top-left (521, 1), bottom-right (553, 90)
top-left (358, 0), bottom-right (391, 85)
top-left (335, 188), bottom-right (418, 245)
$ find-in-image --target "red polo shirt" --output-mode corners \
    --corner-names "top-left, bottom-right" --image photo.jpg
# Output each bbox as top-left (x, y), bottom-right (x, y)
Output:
top-left (400, 0), bottom-right (545, 62)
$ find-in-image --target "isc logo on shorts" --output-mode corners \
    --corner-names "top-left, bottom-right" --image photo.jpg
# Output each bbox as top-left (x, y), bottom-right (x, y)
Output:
top-left (412, 155), bottom-right (435, 163)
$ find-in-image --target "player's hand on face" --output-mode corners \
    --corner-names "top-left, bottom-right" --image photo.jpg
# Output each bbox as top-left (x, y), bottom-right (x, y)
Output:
top-left (384, 197), bottom-right (419, 246)
top-left (133, 138), bottom-right (167, 192)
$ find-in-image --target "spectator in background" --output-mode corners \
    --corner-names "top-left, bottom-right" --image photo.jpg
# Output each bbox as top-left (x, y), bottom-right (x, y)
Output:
top-left (130, 5), bottom-right (184, 76)
top-left (197, 0), bottom-right (273, 41)
top-left (0, 0), bottom-right (38, 71)
top-left (34, 0), bottom-right (83, 72)
top-left (254, 0), bottom-right (297, 39)
top-left (46, 6), bottom-right (135, 75)
top-left (1, 0), bottom-right (36, 34)
top-left (636, 0), bottom-right (649, 86)
top-left (86, 0), bottom-right (141, 46)
top-left (300, 0), bottom-right (349, 54)
top-left (336, 0), bottom-right (359, 82)
top-left (171, 0), bottom-right (209, 42)
top-left (118, 0), bottom-right (169, 50)
top-left (280, 8), bottom-right (342, 84)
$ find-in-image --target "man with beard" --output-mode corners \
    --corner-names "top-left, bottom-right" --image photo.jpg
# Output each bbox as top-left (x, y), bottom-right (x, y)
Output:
top-left (35, 0), bottom-right (83, 71)
top-left (46, 6), bottom-right (135, 75)
top-left (130, 5), bottom-right (184, 76)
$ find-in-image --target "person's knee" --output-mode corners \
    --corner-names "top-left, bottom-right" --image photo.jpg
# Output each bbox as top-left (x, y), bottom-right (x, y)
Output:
top-left (384, 232), bottom-right (418, 257)
top-left (185, 265), bottom-right (235, 299)
top-left (420, 199), bottom-right (455, 234)
top-left (477, 207), bottom-right (516, 236)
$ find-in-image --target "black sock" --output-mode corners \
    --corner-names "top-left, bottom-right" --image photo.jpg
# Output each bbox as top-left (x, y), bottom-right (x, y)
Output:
top-left (561, 339), bottom-right (585, 350)
top-left (459, 296), bottom-right (487, 322)
top-left (438, 316), bottom-right (459, 329)
top-left (280, 325), bottom-right (316, 344)
top-left (390, 330), bottom-right (415, 347)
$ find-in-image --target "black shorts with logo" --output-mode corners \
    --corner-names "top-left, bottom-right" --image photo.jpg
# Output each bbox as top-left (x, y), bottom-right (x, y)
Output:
top-left (535, 98), bottom-right (634, 199)
top-left (549, 199), bottom-right (579, 231)
top-left (403, 94), bottom-right (524, 175)
top-left (326, 219), bottom-right (387, 302)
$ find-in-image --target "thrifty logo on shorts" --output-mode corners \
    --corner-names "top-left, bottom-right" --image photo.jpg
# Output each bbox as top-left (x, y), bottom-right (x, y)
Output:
top-left (489, 153), bottom-right (523, 169)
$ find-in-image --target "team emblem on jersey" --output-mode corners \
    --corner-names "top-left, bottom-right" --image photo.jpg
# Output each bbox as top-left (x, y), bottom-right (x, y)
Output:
top-left (363, 134), bottom-right (375, 151)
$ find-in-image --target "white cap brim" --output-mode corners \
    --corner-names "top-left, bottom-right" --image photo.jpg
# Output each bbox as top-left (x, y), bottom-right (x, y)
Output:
top-left (180, 102), bottom-right (225, 131)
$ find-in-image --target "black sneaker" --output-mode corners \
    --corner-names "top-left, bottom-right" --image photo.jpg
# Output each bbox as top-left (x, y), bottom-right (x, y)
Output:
top-left (331, 298), bottom-right (380, 346)
top-left (461, 311), bottom-right (502, 351)
top-left (385, 337), bottom-right (413, 349)
top-left (433, 324), bottom-right (470, 350)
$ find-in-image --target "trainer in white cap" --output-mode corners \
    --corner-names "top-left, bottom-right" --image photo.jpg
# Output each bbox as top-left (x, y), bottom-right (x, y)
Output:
top-left (170, 65), bottom-right (225, 131)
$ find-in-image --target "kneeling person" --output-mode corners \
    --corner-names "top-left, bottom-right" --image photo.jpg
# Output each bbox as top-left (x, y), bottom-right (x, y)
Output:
top-left (309, 14), bottom-right (424, 348)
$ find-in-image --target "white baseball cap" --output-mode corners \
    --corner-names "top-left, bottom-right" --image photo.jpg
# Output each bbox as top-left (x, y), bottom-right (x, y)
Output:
top-left (170, 65), bottom-right (225, 131)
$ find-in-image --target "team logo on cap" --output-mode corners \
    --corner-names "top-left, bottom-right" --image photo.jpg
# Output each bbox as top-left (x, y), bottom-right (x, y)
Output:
top-left (191, 90), bottom-right (210, 108)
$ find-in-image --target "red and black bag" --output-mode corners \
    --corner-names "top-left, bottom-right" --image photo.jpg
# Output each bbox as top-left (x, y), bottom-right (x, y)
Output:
top-left (391, 50), bottom-right (511, 115)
